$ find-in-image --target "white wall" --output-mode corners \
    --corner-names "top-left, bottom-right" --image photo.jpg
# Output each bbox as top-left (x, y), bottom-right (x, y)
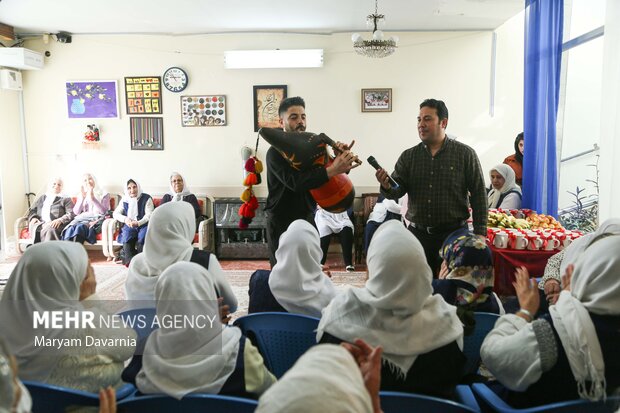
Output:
top-left (14, 17), bottom-right (524, 203)
top-left (0, 87), bottom-right (27, 251)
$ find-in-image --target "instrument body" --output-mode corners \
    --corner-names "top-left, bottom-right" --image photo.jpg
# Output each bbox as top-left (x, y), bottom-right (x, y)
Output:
top-left (259, 128), bottom-right (355, 212)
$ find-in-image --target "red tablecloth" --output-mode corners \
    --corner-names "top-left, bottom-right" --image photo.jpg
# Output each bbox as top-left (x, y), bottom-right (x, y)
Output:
top-left (489, 243), bottom-right (557, 296)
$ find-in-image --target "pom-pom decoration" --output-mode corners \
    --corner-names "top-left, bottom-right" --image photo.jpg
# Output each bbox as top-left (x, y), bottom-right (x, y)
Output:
top-left (238, 137), bottom-right (263, 228)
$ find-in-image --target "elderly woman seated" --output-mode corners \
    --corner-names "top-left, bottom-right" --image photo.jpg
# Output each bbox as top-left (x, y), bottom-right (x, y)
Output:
top-left (160, 172), bottom-right (202, 231)
top-left (317, 221), bottom-right (465, 399)
top-left (487, 164), bottom-right (522, 210)
top-left (113, 178), bottom-right (154, 265)
top-left (26, 177), bottom-right (75, 243)
top-left (433, 228), bottom-right (501, 314)
top-left (62, 172), bottom-right (111, 244)
top-left (480, 234), bottom-right (620, 408)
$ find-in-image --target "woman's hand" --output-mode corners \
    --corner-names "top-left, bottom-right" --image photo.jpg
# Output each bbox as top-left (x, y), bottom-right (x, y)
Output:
top-left (438, 260), bottom-right (450, 279)
top-left (562, 264), bottom-right (573, 292)
top-left (218, 297), bottom-right (231, 324)
top-left (513, 266), bottom-right (539, 320)
top-left (99, 386), bottom-right (116, 413)
top-left (50, 218), bottom-right (63, 229)
top-left (342, 339), bottom-right (383, 413)
top-left (543, 279), bottom-right (561, 305)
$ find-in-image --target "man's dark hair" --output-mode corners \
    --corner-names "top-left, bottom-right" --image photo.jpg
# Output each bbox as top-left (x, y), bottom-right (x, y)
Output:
top-left (420, 99), bottom-right (449, 120)
top-left (278, 96), bottom-right (305, 117)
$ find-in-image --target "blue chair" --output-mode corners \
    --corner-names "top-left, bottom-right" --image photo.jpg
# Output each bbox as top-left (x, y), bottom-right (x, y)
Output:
top-left (463, 312), bottom-right (500, 375)
top-left (117, 307), bottom-right (158, 340)
top-left (380, 391), bottom-right (479, 413)
top-left (23, 380), bottom-right (135, 413)
top-left (456, 384), bottom-right (482, 412)
top-left (233, 312), bottom-right (320, 378)
top-left (117, 393), bottom-right (258, 413)
top-left (471, 383), bottom-right (620, 412)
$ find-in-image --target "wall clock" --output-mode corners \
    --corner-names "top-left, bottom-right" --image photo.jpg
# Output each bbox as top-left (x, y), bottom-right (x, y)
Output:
top-left (163, 67), bottom-right (188, 93)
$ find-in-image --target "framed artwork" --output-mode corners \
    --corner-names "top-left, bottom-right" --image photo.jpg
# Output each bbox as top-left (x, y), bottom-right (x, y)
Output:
top-left (181, 95), bottom-right (226, 127)
top-left (361, 88), bottom-right (392, 112)
top-left (124, 76), bottom-right (162, 114)
top-left (253, 85), bottom-right (287, 131)
top-left (66, 80), bottom-right (119, 118)
top-left (130, 117), bottom-right (164, 150)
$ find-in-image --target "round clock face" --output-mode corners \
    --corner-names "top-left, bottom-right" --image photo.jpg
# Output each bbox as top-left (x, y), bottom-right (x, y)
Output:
top-left (163, 67), bottom-right (188, 92)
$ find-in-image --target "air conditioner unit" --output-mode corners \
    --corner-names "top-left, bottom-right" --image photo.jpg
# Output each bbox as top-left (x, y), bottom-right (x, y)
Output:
top-left (0, 69), bottom-right (23, 90)
top-left (0, 48), bottom-right (44, 70)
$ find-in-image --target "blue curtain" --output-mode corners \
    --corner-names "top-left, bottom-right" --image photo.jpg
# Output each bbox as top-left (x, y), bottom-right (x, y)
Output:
top-left (523, 0), bottom-right (563, 216)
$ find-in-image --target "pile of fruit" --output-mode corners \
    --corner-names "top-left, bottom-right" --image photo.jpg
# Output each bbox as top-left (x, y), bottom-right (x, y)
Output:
top-left (488, 211), bottom-right (530, 229)
top-left (526, 213), bottom-right (564, 230)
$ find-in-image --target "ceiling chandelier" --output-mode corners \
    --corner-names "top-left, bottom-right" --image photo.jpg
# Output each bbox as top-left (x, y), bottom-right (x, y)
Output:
top-left (352, 0), bottom-right (398, 58)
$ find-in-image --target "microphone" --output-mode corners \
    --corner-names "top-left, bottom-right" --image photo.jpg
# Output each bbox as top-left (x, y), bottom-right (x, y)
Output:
top-left (367, 156), bottom-right (399, 189)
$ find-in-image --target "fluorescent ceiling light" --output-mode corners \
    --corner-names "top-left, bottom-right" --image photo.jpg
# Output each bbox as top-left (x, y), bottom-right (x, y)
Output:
top-left (224, 49), bottom-right (323, 69)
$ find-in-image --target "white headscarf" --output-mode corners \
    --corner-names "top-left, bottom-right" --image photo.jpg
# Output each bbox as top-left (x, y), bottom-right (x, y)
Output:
top-left (269, 220), bottom-right (337, 317)
top-left (41, 177), bottom-right (65, 223)
top-left (0, 242), bottom-right (88, 381)
top-left (167, 172), bottom-right (191, 202)
top-left (367, 198), bottom-right (402, 223)
top-left (120, 178), bottom-right (143, 220)
top-left (487, 164), bottom-right (521, 208)
top-left (316, 220), bottom-right (463, 376)
top-left (81, 173), bottom-right (106, 203)
top-left (549, 235), bottom-right (620, 401)
top-left (560, 218), bottom-right (620, 277)
top-left (314, 208), bottom-right (353, 238)
top-left (136, 261), bottom-right (242, 399)
top-left (256, 344), bottom-right (372, 413)
top-left (125, 202), bottom-right (195, 301)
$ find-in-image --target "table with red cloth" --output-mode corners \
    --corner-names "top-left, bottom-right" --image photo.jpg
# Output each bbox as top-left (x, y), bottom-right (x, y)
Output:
top-left (488, 243), bottom-right (558, 296)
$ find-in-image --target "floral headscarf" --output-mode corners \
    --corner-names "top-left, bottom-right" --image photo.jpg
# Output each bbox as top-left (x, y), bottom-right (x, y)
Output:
top-left (440, 228), bottom-right (494, 306)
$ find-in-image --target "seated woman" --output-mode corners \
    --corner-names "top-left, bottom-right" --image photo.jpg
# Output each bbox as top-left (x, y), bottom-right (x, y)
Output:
top-left (62, 173), bottom-right (111, 244)
top-left (26, 177), bottom-right (75, 243)
top-left (538, 218), bottom-right (620, 310)
top-left (433, 228), bottom-right (501, 314)
top-left (248, 220), bottom-right (337, 317)
top-left (363, 195), bottom-right (404, 252)
top-left (488, 164), bottom-right (522, 210)
top-left (503, 132), bottom-right (524, 186)
top-left (480, 235), bottom-right (620, 408)
top-left (314, 207), bottom-right (355, 272)
top-left (113, 178), bottom-right (154, 265)
top-left (317, 220), bottom-right (465, 399)
top-left (160, 172), bottom-right (202, 231)
top-left (0, 242), bottom-right (136, 393)
top-left (125, 201), bottom-right (237, 313)
top-left (134, 262), bottom-right (275, 399)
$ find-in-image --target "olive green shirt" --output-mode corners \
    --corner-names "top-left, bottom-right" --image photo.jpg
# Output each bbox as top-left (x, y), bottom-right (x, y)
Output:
top-left (381, 137), bottom-right (488, 235)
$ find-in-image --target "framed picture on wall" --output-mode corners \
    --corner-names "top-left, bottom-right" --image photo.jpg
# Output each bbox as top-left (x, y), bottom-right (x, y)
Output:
top-left (66, 80), bottom-right (120, 118)
top-left (130, 117), bottom-right (164, 150)
top-left (181, 95), bottom-right (227, 126)
top-left (253, 85), bottom-right (287, 131)
top-left (124, 76), bottom-right (162, 114)
top-left (361, 88), bottom-right (392, 112)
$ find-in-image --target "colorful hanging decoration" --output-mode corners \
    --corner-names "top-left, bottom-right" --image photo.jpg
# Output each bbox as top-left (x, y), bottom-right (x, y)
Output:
top-left (82, 124), bottom-right (101, 150)
top-left (238, 134), bottom-right (263, 229)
